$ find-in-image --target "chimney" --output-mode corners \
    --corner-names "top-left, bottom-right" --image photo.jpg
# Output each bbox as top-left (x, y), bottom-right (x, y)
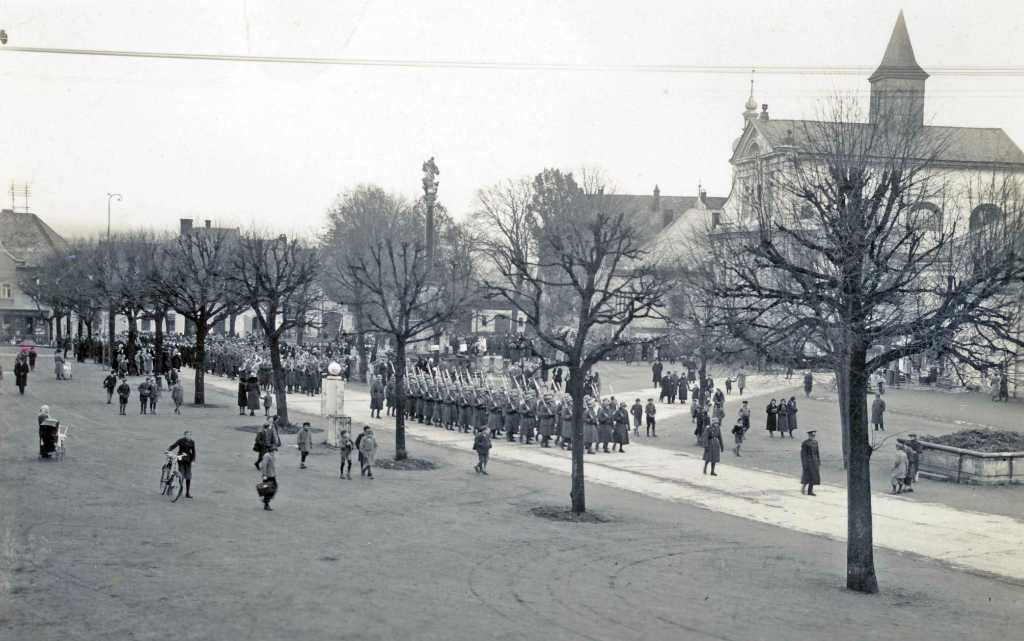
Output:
top-left (204, 219), bottom-right (211, 229)
top-left (760, 104), bottom-right (770, 121)
top-left (698, 182), bottom-right (707, 206)
top-left (651, 184), bottom-right (661, 211)
top-left (179, 218), bottom-right (193, 235)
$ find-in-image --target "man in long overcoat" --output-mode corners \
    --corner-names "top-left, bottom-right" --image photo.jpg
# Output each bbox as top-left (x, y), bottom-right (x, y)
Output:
top-left (801, 430), bottom-right (821, 495)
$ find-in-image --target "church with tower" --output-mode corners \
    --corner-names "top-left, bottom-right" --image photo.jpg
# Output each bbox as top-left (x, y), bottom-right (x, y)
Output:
top-left (723, 11), bottom-right (1024, 231)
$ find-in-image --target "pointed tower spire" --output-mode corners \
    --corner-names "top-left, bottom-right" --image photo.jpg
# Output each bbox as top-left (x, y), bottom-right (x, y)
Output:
top-left (869, 11), bottom-right (928, 126)
top-left (743, 69), bottom-right (759, 123)
top-left (869, 11), bottom-right (928, 82)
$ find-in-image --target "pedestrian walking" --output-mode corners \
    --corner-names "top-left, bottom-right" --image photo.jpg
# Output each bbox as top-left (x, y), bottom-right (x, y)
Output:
top-left (702, 420), bottom-right (724, 476)
top-left (903, 434), bottom-right (921, 493)
top-left (14, 355), bottom-right (29, 395)
top-left (731, 420), bottom-right (747, 456)
top-left (803, 371), bottom-right (814, 398)
top-left (612, 402), bottom-right (630, 453)
top-left (644, 398), bottom-right (657, 437)
top-left (103, 371), bottom-right (118, 404)
top-left (736, 369), bottom-right (746, 396)
top-left (171, 380), bottom-right (184, 414)
top-left (28, 347), bottom-right (37, 371)
top-left (258, 449), bottom-right (278, 511)
top-left (357, 426), bottom-right (377, 478)
top-left (297, 422), bottom-right (312, 469)
top-left (117, 378), bottom-right (130, 415)
top-left (724, 377), bottom-right (732, 395)
top-left (54, 349), bottom-right (65, 380)
top-left (254, 422), bottom-right (280, 469)
top-left (339, 430), bottom-right (354, 479)
top-left (801, 430), bottom-right (821, 495)
top-left (652, 360), bottom-right (663, 389)
top-left (777, 398), bottom-right (790, 437)
top-left (166, 430), bottom-right (196, 499)
top-left (786, 397), bottom-right (798, 437)
top-left (765, 399), bottom-right (779, 436)
top-left (738, 400), bottom-right (751, 433)
top-left (473, 427), bottom-right (491, 474)
top-left (871, 392), bottom-right (886, 431)
top-left (630, 398), bottom-right (643, 437)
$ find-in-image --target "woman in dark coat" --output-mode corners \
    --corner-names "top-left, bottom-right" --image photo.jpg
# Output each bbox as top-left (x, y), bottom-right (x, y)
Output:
top-left (237, 380), bottom-right (248, 416)
top-left (776, 399), bottom-right (790, 437)
top-left (14, 356), bottom-right (30, 395)
top-left (246, 377), bottom-right (261, 416)
top-left (787, 397), bottom-right (798, 436)
top-left (766, 399), bottom-right (779, 436)
top-left (702, 420), bottom-right (724, 475)
top-left (801, 430), bottom-right (821, 495)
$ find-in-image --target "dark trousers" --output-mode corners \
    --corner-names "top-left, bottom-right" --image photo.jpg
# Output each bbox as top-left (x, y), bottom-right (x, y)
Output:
top-left (140, 399), bottom-right (148, 414)
top-left (300, 452), bottom-right (309, 464)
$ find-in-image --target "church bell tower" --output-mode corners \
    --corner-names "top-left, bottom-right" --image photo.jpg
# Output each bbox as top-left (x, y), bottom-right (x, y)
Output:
top-left (869, 11), bottom-right (928, 127)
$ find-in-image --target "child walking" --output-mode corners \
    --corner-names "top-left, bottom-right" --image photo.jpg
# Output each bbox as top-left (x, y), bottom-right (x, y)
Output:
top-left (473, 427), bottom-right (492, 474)
top-left (339, 430), bottom-right (354, 479)
top-left (644, 398), bottom-right (657, 437)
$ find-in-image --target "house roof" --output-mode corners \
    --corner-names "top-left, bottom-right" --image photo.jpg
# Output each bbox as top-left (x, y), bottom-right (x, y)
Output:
top-left (0, 209), bottom-right (68, 266)
top-left (733, 118), bottom-right (1024, 167)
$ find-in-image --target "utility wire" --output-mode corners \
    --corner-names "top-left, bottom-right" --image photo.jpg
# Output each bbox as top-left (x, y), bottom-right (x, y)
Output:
top-left (3, 45), bottom-right (1024, 76)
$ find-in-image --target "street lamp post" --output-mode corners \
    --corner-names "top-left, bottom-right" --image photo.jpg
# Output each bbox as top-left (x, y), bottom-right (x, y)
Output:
top-left (105, 193), bottom-right (122, 366)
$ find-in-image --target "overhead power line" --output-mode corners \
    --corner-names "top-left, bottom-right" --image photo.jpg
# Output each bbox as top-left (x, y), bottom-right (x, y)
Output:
top-left (3, 45), bottom-right (1024, 77)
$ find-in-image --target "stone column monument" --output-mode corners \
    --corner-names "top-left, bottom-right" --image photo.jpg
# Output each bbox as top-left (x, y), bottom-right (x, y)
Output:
top-left (321, 361), bottom-right (348, 447)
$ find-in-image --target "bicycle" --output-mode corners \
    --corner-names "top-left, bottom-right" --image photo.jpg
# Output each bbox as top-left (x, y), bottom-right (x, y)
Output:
top-left (160, 452), bottom-right (185, 502)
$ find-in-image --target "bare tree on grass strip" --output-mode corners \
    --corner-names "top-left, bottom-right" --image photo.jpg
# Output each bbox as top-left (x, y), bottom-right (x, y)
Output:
top-left (330, 190), bottom-right (476, 460)
top-left (229, 231), bottom-right (321, 427)
top-left (151, 227), bottom-right (241, 404)
top-left (480, 168), bottom-right (672, 513)
top-left (714, 98), bottom-right (1024, 593)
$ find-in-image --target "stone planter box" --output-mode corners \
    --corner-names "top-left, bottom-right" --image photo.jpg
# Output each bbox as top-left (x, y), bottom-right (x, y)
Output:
top-left (900, 438), bottom-right (1023, 485)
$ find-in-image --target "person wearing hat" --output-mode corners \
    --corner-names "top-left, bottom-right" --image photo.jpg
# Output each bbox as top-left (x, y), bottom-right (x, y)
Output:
top-left (630, 398), bottom-right (643, 437)
top-left (148, 377), bottom-right (160, 414)
top-left (558, 394), bottom-right (573, 449)
top-left (582, 397), bottom-right (598, 454)
top-left (538, 392), bottom-right (556, 447)
top-left (137, 377), bottom-right (152, 415)
top-left (702, 418), bottom-right (724, 475)
top-left (612, 402), bottom-right (630, 453)
top-left (596, 398), bottom-right (613, 453)
top-left (297, 422), bottom-right (313, 469)
top-left (801, 430), bottom-right (821, 495)
top-left (891, 443), bottom-right (909, 494)
top-left (116, 377), bottom-right (131, 415)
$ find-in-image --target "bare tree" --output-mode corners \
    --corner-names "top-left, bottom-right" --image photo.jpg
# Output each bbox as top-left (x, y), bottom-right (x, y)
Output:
top-left (329, 187), bottom-right (476, 460)
top-left (481, 168), bottom-right (672, 513)
top-left (714, 97), bottom-right (1024, 593)
top-left (151, 227), bottom-right (241, 404)
top-left (229, 231), bottom-right (321, 427)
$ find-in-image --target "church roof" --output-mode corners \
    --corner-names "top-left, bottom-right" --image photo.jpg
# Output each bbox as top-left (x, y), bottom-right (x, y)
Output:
top-left (0, 209), bottom-right (69, 266)
top-left (870, 12), bottom-right (929, 82)
top-left (736, 118), bottom-right (1024, 167)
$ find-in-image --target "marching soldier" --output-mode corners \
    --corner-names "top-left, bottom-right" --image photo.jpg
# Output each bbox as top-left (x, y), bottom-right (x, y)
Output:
top-left (538, 392), bottom-right (556, 447)
top-left (558, 394), bottom-right (573, 449)
top-left (583, 397), bottom-right (598, 454)
top-left (503, 389), bottom-right (519, 443)
top-left (520, 390), bottom-right (536, 445)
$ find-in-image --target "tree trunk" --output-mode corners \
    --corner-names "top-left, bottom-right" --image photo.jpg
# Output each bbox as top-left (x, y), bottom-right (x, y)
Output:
top-left (269, 337), bottom-right (290, 426)
top-left (193, 320), bottom-right (208, 405)
top-left (354, 302), bottom-right (369, 383)
top-left (154, 308), bottom-right (165, 376)
top-left (126, 312), bottom-right (138, 373)
top-left (836, 364), bottom-right (850, 470)
top-left (107, 303), bottom-right (116, 366)
top-left (569, 360), bottom-right (586, 513)
top-left (76, 317), bottom-right (83, 339)
top-left (228, 313), bottom-right (237, 337)
top-left (393, 338), bottom-right (408, 460)
top-left (845, 343), bottom-right (878, 594)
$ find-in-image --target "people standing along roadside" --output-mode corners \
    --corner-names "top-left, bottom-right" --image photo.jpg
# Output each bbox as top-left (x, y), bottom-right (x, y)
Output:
top-left (777, 398), bottom-right (791, 438)
top-left (148, 378), bottom-right (160, 414)
top-left (644, 398), bottom-right (657, 437)
top-left (786, 397), bottom-right (798, 437)
top-left (370, 375), bottom-right (385, 419)
top-left (246, 377), bottom-right (261, 417)
top-left (237, 379), bottom-right (247, 416)
top-left (801, 430), bottom-right (821, 496)
top-left (736, 368), bottom-right (746, 396)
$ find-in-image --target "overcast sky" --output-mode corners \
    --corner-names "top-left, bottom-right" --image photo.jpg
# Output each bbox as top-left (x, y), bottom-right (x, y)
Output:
top-left (2, 0), bottom-right (1022, 238)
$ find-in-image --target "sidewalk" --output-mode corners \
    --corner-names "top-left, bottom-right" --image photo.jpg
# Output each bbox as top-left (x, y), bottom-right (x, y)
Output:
top-left (188, 369), bottom-right (1024, 583)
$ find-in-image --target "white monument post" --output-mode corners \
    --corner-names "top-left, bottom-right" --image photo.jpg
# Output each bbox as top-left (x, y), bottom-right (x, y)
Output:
top-left (321, 361), bottom-right (347, 447)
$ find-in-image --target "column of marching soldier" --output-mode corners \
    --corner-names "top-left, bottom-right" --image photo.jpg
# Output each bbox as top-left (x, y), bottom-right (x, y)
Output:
top-left (398, 369), bottom-right (640, 454)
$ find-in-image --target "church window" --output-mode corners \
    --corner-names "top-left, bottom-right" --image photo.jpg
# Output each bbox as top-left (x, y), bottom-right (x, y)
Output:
top-left (969, 204), bottom-right (1003, 232)
top-left (1, 283), bottom-right (11, 299)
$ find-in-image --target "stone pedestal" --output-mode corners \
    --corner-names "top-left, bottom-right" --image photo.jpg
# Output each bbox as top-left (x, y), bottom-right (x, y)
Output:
top-left (321, 375), bottom-right (346, 447)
